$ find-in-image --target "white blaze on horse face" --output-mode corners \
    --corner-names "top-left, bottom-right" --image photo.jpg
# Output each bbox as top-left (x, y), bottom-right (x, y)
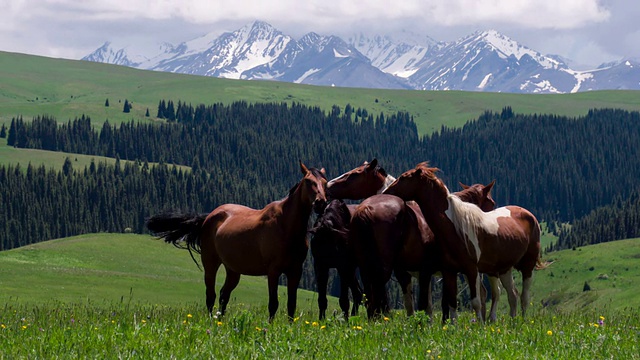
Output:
top-left (326, 172), bottom-right (347, 188)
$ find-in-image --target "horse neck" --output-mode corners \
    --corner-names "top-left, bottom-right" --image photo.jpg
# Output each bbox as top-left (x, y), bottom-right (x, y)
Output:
top-left (280, 184), bottom-right (314, 238)
top-left (413, 183), bottom-right (457, 243)
top-left (445, 195), bottom-right (484, 242)
top-left (377, 174), bottom-right (397, 194)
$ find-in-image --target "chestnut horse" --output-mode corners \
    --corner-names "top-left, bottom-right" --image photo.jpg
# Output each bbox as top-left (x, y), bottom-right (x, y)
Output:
top-left (146, 162), bottom-right (327, 322)
top-left (350, 181), bottom-right (495, 319)
top-left (326, 158), bottom-right (395, 200)
top-left (308, 199), bottom-right (362, 320)
top-left (384, 162), bottom-right (545, 322)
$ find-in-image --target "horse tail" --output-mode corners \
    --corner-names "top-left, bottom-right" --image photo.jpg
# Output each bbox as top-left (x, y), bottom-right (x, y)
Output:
top-left (531, 215), bottom-right (552, 270)
top-left (146, 210), bottom-right (208, 267)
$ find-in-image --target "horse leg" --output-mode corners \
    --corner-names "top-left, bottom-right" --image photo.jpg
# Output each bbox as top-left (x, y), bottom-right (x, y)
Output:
top-left (267, 272), bottom-right (280, 322)
top-left (336, 266), bottom-right (351, 319)
top-left (315, 263), bottom-right (330, 320)
top-left (441, 271), bottom-right (458, 323)
top-left (349, 266), bottom-right (363, 317)
top-left (200, 242), bottom-right (222, 314)
top-left (465, 269), bottom-right (484, 322)
top-left (286, 266), bottom-right (303, 321)
top-left (218, 267), bottom-right (241, 317)
top-left (521, 270), bottom-right (534, 317)
top-left (417, 272), bottom-right (433, 317)
top-left (499, 269), bottom-right (518, 318)
top-left (396, 271), bottom-right (414, 316)
top-left (487, 275), bottom-right (501, 322)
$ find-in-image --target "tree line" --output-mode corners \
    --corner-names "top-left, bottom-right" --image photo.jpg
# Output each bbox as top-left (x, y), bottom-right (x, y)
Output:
top-left (4, 101), bottom-right (640, 303)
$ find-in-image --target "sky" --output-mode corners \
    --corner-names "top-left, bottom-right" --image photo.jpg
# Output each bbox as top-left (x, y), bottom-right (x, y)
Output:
top-left (0, 0), bottom-right (638, 69)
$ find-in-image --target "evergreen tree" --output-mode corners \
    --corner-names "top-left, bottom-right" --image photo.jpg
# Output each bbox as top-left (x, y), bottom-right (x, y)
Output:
top-left (105, 98), bottom-right (110, 107)
top-left (123, 99), bottom-right (131, 113)
top-left (145, 108), bottom-right (150, 117)
top-left (0, 124), bottom-right (6, 138)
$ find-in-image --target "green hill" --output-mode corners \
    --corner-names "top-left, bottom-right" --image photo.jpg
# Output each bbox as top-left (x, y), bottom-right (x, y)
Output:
top-left (534, 238), bottom-right (640, 311)
top-left (0, 233), bottom-right (324, 314)
top-left (1, 232), bottom-right (637, 313)
top-left (2, 51), bottom-right (640, 135)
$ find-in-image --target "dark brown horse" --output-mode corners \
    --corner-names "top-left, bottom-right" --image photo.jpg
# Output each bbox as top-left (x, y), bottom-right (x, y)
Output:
top-left (146, 162), bottom-right (327, 322)
top-left (308, 199), bottom-right (362, 320)
top-left (350, 181), bottom-right (496, 319)
top-left (384, 162), bottom-right (545, 322)
top-left (305, 159), bottom-right (392, 320)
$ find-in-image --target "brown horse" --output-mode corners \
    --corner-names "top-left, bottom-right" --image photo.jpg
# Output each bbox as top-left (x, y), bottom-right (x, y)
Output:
top-left (308, 199), bottom-right (362, 320)
top-left (384, 162), bottom-right (545, 322)
top-left (349, 181), bottom-right (496, 319)
top-left (326, 158), bottom-right (395, 200)
top-left (146, 162), bottom-right (327, 322)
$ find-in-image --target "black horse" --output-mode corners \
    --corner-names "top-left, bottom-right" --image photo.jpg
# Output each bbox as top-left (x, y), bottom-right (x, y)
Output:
top-left (309, 199), bottom-right (362, 320)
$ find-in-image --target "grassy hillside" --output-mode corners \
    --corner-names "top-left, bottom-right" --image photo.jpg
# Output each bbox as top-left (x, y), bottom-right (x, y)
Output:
top-left (1, 232), bottom-right (636, 313)
top-left (534, 238), bottom-right (640, 311)
top-left (2, 51), bottom-right (640, 135)
top-left (0, 233), bottom-right (324, 314)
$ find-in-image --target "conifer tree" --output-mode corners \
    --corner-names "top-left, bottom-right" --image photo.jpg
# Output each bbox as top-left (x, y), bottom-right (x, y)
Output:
top-left (123, 99), bottom-right (131, 113)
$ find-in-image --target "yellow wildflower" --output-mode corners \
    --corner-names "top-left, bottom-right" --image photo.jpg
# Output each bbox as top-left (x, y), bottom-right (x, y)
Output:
top-left (547, 330), bottom-right (553, 336)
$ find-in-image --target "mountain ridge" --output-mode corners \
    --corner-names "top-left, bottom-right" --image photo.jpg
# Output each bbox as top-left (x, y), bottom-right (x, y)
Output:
top-left (83, 20), bottom-right (640, 93)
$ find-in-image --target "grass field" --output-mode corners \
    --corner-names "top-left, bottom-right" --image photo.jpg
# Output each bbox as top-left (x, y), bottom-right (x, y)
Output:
top-left (2, 51), bottom-right (640, 135)
top-left (1, 233), bottom-right (639, 358)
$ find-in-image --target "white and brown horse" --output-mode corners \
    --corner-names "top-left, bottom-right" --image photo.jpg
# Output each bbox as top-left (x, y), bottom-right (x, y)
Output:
top-left (384, 162), bottom-right (546, 322)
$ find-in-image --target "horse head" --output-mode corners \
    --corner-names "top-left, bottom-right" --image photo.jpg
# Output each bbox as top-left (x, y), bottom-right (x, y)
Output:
top-left (457, 180), bottom-right (496, 212)
top-left (383, 162), bottom-right (449, 212)
top-left (300, 161), bottom-right (327, 214)
top-left (326, 159), bottom-right (389, 200)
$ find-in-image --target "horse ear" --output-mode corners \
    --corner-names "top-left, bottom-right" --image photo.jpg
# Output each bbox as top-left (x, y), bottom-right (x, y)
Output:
top-left (365, 158), bottom-right (378, 172)
top-left (459, 182), bottom-right (470, 189)
top-left (320, 167), bottom-right (326, 175)
top-left (300, 161), bottom-right (309, 174)
top-left (484, 180), bottom-right (496, 194)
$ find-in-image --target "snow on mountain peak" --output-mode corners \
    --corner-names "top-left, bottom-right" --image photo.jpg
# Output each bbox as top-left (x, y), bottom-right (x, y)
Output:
top-left (468, 30), bottom-right (563, 70)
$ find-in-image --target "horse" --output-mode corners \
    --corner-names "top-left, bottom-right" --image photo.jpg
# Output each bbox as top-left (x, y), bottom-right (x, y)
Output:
top-left (308, 199), bottom-right (362, 320)
top-left (326, 158), bottom-right (395, 201)
top-left (146, 162), bottom-right (327, 322)
top-left (305, 159), bottom-right (394, 320)
top-left (383, 162), bottom-right (546, 322)
top-left (349, 181), bottom-right (496, 320)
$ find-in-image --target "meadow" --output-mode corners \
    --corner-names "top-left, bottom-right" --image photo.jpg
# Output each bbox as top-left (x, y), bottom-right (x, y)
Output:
top-left (1, 234), bottom-right (639, 358)
top-left (2, 51), bottom-right (640, 135)
top-left (2, 52), bottom-right (640, 358)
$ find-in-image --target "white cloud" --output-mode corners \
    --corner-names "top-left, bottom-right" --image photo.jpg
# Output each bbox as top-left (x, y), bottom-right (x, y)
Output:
top-left (1, 0), bottom-right (610, 28)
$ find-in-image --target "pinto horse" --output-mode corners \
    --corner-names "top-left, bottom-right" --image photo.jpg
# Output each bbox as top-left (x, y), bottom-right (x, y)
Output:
top-left (350, 181), bottom-right (496, 319)
top-left (308, 199), bottom-right (362, 320)
top-left (384, 162), bottom-right (545, 322)
top-left (146, 162), bottom-right (327, 322)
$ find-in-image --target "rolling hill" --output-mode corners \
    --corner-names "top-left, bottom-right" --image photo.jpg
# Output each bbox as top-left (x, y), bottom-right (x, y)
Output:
top-left (0, 233), bottom-right (324, 313)
top-left (1, 232), bottom-right (637, 313)
top-left (2, 51), bottom-right (640, 136)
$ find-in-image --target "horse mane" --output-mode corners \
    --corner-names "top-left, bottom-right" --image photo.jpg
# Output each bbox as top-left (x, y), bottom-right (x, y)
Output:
top-left (445, 195), bottom-right (491, 260)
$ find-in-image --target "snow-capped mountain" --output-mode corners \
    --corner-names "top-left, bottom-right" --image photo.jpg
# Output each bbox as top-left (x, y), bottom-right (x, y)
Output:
top-left (407, 30), bottom-right (577, 93)
top-left (82, 21), bottom-right (640, 93)
top-left (348, 31), bottom-right (438, 78)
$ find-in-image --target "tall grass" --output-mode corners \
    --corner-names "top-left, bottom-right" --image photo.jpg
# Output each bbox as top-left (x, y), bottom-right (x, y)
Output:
top-left (1, 301), bottom-right (638, 359)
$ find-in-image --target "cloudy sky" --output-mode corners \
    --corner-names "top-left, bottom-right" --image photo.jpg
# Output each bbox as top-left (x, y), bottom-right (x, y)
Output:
top-left (1, 0), bottom-right (638, 69)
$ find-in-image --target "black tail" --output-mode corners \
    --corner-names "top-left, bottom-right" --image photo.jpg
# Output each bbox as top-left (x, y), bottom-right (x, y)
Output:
top-left (146, 211), bottom-right (208, 267)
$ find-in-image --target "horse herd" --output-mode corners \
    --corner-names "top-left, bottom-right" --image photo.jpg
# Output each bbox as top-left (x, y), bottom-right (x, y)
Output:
top-left (146, 160), bottom-right (546, 324)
